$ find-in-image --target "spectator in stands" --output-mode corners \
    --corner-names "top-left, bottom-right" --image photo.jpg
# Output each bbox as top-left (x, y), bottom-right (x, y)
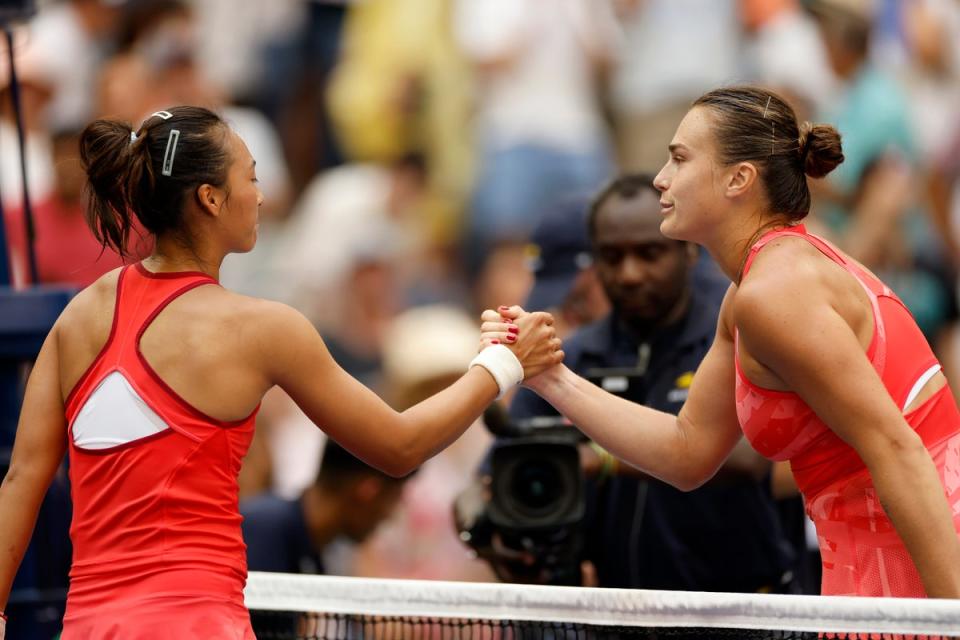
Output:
top-left (454, 0), bottom-right (617, 247)
top-left (3, 129), bottom-right (138, 288)
top-left (241, 442), bottom-right (407, 575)
top-left (808, 0), bottom-right (956, 341)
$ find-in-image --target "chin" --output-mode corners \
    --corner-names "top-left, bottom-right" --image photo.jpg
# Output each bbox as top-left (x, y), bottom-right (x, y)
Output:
top-left (239, 230), bottom-right (258, 253)
top-left (660, 215), bottom-right (695, 243)
top-left (659, 216), bottom-right (681, 240)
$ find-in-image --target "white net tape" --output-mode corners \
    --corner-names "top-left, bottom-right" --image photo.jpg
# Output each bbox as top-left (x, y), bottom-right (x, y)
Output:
top-left (245, 572), bottom-right (960, 636)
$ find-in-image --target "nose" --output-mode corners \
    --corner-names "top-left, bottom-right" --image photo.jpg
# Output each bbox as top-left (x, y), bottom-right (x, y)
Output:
top-left (653, 163), bottom-right (670, 192)
top-left (618, 254), bottom-right (648, 285)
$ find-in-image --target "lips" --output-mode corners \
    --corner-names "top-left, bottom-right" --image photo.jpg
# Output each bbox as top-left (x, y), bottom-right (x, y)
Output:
top-left (659, 200), bottom-right (674, 214)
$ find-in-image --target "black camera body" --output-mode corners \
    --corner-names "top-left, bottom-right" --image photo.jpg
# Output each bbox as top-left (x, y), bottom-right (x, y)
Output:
top-left (456, 408), bottom-right (587, 586)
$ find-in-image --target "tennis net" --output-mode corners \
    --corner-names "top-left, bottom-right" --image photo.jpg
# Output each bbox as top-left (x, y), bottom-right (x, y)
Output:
top-left (245, 571), bottom-right (960, 639)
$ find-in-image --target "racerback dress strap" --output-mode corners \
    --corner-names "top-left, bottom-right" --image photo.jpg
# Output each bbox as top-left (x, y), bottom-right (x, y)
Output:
top-left (111, 263), bottom-right (219, 366)
top-left (65, 263), bottom-right (219, 418)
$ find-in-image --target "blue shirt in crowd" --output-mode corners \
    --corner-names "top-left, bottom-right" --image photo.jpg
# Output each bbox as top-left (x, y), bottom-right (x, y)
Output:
top-left (241, 493), bottom-right (324, 575)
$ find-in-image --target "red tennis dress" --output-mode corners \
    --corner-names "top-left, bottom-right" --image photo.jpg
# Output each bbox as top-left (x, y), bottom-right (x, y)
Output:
top-left (61, 264), bottom-right (258, 638)
top-left (735, 226), bottom-right (960, 597)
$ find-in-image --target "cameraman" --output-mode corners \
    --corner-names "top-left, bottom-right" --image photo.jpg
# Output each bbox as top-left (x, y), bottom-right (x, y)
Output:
top-left (493, 174), bottom-right (798, 592)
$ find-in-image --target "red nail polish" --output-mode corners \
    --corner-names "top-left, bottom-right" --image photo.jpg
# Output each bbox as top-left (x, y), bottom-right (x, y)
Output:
top-left (491, 339), bottom-right (500, 344)
top-left (498, 305), bottom-right (510, 311)
top-left (507, 326), bottom-right (519, 335)
top-left (506, 334), bottom-right (516, 342)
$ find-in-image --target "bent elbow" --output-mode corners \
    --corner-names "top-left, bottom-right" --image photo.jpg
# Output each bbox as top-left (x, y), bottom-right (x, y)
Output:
top-left (674, 469), bottom-right (711, 492)
top-left (382, 455), bottom-right (418, 479)
top-left (381, 433), bottom-right (423, 478)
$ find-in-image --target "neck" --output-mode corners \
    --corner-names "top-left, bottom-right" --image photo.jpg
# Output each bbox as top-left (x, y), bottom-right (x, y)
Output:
top-left (300, 485), bottom-right (342, 552)
top-left (144, 234), bottom-right (224, 280)
top-left (700, 211), bottom-right (794, 285)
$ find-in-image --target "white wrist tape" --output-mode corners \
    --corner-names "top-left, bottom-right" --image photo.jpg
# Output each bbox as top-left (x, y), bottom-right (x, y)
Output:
top-left (470, 344), bottom-right (524, 399)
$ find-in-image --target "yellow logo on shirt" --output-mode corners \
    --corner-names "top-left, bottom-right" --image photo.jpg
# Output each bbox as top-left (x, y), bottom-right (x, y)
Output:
top-left (675, 372), bottom-right (695, 389)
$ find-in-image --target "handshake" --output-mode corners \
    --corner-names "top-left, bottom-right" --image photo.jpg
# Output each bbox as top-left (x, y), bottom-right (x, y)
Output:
top-left (470, 305), bottom-right (565, 399)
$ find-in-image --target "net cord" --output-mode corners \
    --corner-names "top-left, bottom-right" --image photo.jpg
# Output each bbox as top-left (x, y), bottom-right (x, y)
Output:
top-left (245, 572), bottom-right (960, 636)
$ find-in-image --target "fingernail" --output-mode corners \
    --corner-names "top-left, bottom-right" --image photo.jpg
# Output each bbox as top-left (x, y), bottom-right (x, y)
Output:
top-left (506, 334), bottom-right (516, 342)
top-left (491, 339), bottom-right (500, 344)
top-left (498, 305), bottom-right (510, 311)
top-left (507, 326), bottom-right (519, 334)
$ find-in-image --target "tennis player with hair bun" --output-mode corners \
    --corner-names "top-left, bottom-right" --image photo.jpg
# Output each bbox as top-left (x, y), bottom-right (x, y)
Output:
top-left (484, 86), bottom-right (960, 598)
top-left (0, 106), bottom-right (562, 638)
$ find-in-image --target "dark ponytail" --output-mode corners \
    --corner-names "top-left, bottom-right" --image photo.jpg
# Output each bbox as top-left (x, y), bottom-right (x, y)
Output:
top-left (79, 106), bottom-right (230, 256)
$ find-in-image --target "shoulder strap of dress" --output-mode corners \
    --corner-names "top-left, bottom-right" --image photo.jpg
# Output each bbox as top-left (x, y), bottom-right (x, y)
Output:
top-left (108, 263), bottom-right (218, 358)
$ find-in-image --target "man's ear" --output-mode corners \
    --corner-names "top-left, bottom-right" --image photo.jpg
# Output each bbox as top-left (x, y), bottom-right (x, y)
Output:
top-left (196, 183), bottom-right (223, 217)
top-left (725, 161), bottom-right (759, 199)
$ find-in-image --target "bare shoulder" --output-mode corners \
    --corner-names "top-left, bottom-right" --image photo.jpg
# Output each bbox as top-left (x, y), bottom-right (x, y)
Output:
top-left (736, 237), bottom-right (832, 314)
top-left (735, 235), bottom-right (867, 335)
top-left (219, 292), bottom-right (310, 329)
top-left (55, 267), bottom-right (124, 334)
top-left (211, 291), bottom-right (317, 351)
top-left (734, 239), bottom-right (837, 346)
top-left (212, 292), bottom-right (329, 387)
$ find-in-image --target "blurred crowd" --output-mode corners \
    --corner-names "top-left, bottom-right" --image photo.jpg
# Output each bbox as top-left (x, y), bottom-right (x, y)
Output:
top-left (3, 0), bottom-right (960, 583)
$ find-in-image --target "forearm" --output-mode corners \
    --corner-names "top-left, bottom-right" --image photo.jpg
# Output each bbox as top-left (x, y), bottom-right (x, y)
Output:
top-left (869, 445), bottom-right (960, 598)
top-left (527, 365), bottom-right (706, 489)
top-left (394, 367), bottom-right (499, 473)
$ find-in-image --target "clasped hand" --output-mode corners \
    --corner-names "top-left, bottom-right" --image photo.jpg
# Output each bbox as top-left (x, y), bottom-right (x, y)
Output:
top-left (479, 305), bottom-right (564, 381)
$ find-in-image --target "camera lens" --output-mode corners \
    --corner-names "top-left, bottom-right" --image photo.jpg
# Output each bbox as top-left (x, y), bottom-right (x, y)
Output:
top-left (489, 439), bottom-right (584, 530)
top-left (511, 460), bottom-right (561, 513)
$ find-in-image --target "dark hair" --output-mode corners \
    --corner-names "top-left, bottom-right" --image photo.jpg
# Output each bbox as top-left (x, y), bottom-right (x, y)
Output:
top-left (692, 86), bottom-right (844, 221)
top-left (79, 105), bottom-right (230, 256)
top-left (587, 173), bottom-right (661, 239)
top-left (316, 442), bottom-right (407, 489)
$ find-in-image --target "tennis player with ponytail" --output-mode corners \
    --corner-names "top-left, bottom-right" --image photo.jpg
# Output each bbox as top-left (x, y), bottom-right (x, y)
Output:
top-left (485, 86), bottom-right (960, 598)
top-left (0, 106), bottom-right (562, 638)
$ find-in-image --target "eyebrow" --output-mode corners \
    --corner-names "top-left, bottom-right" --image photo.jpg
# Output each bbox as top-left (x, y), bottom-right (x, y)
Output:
top-left (668, 143), bottom-right (689, 154)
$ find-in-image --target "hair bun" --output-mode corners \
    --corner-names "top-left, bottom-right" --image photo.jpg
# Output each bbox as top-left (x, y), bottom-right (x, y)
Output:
top-left (799, 122), bottom-right (844, 178)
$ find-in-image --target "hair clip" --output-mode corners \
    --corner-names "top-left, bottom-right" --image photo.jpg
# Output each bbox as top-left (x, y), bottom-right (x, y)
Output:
top-left (161, 129), bottom-right (180, 176)
top-left (151, 110), bottom-right (174, 120)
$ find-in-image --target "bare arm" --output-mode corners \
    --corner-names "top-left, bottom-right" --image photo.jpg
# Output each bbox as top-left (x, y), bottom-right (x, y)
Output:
top-left (0, 329), bottom-right (68, 610)
top-left (737, 272), bottom-right (960, 598)
top-left (255, 303), bottom-right (561, 477)
top-left (506, 289), bottom-right (745, 491)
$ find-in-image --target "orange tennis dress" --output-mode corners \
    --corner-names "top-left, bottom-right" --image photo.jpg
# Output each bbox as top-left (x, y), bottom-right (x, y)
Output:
top-left (61, 264), bottom-right (258, 638)
top-left (735, 226), bottom-right (960, 597)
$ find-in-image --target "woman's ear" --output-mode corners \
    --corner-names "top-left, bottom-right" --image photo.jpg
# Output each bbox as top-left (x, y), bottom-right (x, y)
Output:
top-left (195, 183), bottom-right (223, 218)
top-left (725, 161), bottom-right (759, 199)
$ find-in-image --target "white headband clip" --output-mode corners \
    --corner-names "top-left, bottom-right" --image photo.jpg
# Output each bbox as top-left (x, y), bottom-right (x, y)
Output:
top-left (161, 129), bottom-right (181, 177)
